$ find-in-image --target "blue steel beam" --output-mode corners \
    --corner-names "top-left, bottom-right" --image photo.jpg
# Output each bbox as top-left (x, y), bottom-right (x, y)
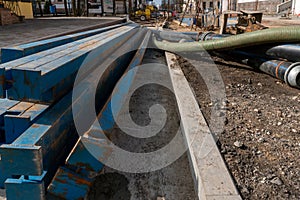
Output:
top-left (45, 167), bottom-right (92, 200)
top-left (0, 99), bottom-right (19, 142)
top-left (0, 99), bottom-right (19, 129)
top-left (5, 171), bottom-right (47, 200)
top-left (0, 23), bottom-right (128, 63)
top-left (1, 26), bottom-right (146, 200)
top-left (47, 30), bottom-right (151, 199)
top-left (0, 91), bottom-right (78, 191)
top-left (0, 99), bottom-right (48, 144)
top-left (5, 24), bottom-right (139, 103)
top-left (0, 23), bottom-right (134, 98)
top-left (0, 73), bottom-right (4, 98)
top-left (4, 102), bottom-right (48, 143)
top-left (0, 70), bottom-right (99, 189)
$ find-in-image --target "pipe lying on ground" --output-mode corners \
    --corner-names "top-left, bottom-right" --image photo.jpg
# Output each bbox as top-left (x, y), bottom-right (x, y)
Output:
top-left (219, 50), bottom-right (300, 89)
top-left (261, 44), bottom-right (300, 62)
top-left (153, 30), bottom-right (229, 42)
top-left (153, 28), bottom-right (300, 89)
top-left (153, 26), bottom-right (300, 52)
top-left (155, 31), bottom-right (300, 63)
top-left (199, 32), bottom-right (229, 41)
top-left (197, 32), bottom-right (300, 62)
top-left (152, 30), bottom-right (198, 42)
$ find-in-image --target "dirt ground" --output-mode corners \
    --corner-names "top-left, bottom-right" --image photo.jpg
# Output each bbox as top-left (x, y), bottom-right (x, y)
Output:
top-left (179, 55), bottom-right (300, 200)
top-left (162, 16), bottom-right (300, 199)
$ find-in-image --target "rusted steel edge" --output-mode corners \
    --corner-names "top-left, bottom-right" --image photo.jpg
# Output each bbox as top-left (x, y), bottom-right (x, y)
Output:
top-left (165, 52), bottom-right (242, 200)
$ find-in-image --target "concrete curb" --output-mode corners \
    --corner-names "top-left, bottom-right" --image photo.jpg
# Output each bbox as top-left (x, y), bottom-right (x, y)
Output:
top-left (165, 52), bottom-right (242, 200)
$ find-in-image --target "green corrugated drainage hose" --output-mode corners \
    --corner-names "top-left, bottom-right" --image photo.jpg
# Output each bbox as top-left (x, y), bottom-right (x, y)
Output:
top-left (153, 26), bottom-right (300, 52)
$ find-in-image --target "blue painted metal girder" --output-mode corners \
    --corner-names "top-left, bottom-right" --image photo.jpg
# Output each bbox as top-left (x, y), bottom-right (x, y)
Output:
top-left (0, 99), bottom-right (48, 144)
top-left (0, 145), bottom-right (43, 188)
top-left (0, 27), bottom-right (143, 197)
top-left (47, 167), bottom-right (92, 200)
top-left (65, 136), bottom-right (105, 176)
top-left (1, 100), bottom-right (26, 140)
top-left (0, 71), bottom-right (5, 98)
top-left (0, 99), bottom-right (19, 128)
top-left (4, 102), bottom-right (48, 143)
top-left (0, 23), bottom-right (134, 98)
top-left (6, 24), bottom-right (139, 103)
top-left (5, 171), bottom-right (47, 200)
top-left (72, 29), bottom-right (151, 171)
top-left (0, 89), bottom-right (78, 189)
top-left (0, 23), bottom-right (129, 63)
top-left (47, 30), bottom-right (151, 199)
top-left (66, 28), bottom-right (150, 172)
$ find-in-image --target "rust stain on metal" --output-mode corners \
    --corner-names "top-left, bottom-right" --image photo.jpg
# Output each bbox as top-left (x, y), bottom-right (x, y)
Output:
top-left (55, 177), bottom-right (67, 184)
top-left (0, 75), bottom-right (5, 86)
top-left (31, 124), bottom-right (40, 128)
top-left (74, 162), bottom-right (95, 172)
top-left (77, 40), bottom-right (99, 49)
top-left (66, 173), bottom-right (92, 186)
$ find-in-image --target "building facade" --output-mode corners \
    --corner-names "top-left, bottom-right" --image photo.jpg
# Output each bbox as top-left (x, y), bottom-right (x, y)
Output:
top-left (236, 0), bottom-right (300, 15)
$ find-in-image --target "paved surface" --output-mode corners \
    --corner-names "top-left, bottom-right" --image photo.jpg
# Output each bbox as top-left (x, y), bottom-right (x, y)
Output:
top-left (0, 17), bottom-right (124, 47)
top-left (262, 15), bottom-right (300, 27)
top-left (0, 189), bottom-right (5, 200)
top-left (88, 49), bottom-right (197, 200)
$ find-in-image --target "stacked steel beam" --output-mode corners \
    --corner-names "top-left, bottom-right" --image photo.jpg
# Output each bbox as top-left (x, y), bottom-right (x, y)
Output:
top-left (0, 21), bottom-right (147, 200)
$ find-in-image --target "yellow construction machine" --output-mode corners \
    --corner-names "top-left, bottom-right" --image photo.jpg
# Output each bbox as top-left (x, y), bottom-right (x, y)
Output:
top-left (131, 4), bottom-right (159, 21)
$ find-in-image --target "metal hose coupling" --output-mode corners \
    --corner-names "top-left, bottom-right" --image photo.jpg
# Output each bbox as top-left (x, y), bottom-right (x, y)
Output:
top-left (284, 62), bottom-right (300, 88)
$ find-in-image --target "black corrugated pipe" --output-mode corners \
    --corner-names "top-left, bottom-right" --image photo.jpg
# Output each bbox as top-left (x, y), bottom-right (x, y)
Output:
top-left (197, 32), bottom-right (300, 62)
top-left (220, 50), bottom-right (300, 89)
top-left (253, 44), bottom-right (300, 62)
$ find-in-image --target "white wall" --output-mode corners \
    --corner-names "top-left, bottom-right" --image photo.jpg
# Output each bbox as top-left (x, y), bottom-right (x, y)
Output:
top-left (292, 0), bottom-right (300, 15)
top-left (221, 0), bottom-right (228, 12)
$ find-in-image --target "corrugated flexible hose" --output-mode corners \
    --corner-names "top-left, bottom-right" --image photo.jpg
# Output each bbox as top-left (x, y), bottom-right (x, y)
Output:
top-left (153, 26), bottom-right (300, 52)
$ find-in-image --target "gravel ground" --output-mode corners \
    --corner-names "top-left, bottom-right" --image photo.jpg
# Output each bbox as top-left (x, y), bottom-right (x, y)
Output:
top-left (178, 55), bottom-right (300, 200)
